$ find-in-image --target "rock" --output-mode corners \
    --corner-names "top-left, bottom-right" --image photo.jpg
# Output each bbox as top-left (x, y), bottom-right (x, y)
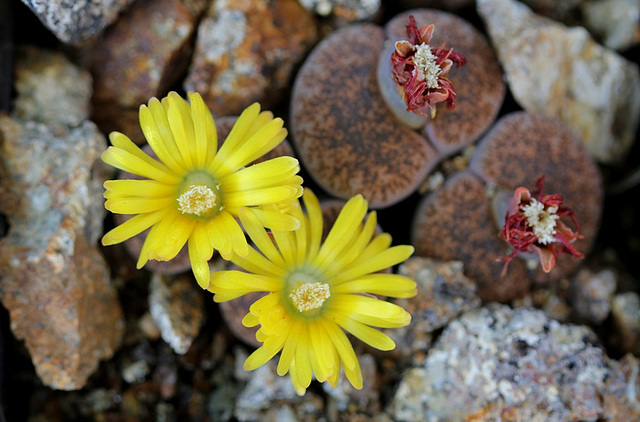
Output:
top-left (298, 0), bottom-right (380, 21)
top-left (519, 0), bottom-right (584, 21)
top-left (184, 0), bottom-right (318, 117)
top-left (477, 0), bottom-right (640, 164)
top-left (13, 46), bottom-right (92, 127)
top-left (389, 304), bottom-right (610, 421)
top-left (89, 0), bottom-right (197, 141)
top-left (570, 267), bottom-right (617, 324)
top-left (324, 354), bottom-right (380, 418)
top-left (582, 0), bottom-right (640, 51)
top-left (20, 0), bottom-right (135, 45)
top-left (610, 292), bottom-right (640, 355)
top-left (149, 273), bottom-right (205, 355)
top-left (388, 257), bottom-right (480, 363)
top-left (601, 353), bottom-right (640, 420)
top-left (0, 116), bottom-right (124, 390)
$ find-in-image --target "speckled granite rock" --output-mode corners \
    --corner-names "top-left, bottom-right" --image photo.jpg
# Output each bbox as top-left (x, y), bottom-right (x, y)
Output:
top-left (149, 273), bottom-right (205, 355)
top-left (20, 0), bottom-right (135, 44)
top-left (184, 0), bottom-right (318, 116)
top-left (298, 0), bottom-right (380, 21)
top-left (389, 304), bottom-right (611, 421)
top-left (582, 0), bottom-right (640, 51)
top-left (0, 116), bottom-right (124, 390)
top-left (388, 257), bottom-right (480, 363)
top-left (477, 0), bottom-right (640, 164)
top-left (13, 46), bottom-right (92, 127)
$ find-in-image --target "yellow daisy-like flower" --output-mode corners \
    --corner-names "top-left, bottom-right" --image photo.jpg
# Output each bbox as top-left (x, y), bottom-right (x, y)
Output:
top-left (208, 189), bottom-right (416, 395)
top-left (101, 91), bottom-right (303, 288)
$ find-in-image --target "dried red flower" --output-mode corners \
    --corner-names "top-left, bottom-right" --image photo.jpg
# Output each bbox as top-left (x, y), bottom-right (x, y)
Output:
top-left (499, 176), bottom-right (583, 275)
top-left (390, 15), bottom-right (466, 118)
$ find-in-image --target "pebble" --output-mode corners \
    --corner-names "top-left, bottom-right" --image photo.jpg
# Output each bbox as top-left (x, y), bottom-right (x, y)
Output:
top-left (389, 304), bottom-right (612, 421)
top-left (149, 273), bottom-right (205, 355)
top-left (570, 267), bottom-right (617, 324)
top-left (20, 0), bottom-right (135, 44)
top-left (581, 0), bottom-right (640, 51)
top-left (610, 292), bottom-right (640, 355)
top-left (477, 0), bottom-right (640, 164)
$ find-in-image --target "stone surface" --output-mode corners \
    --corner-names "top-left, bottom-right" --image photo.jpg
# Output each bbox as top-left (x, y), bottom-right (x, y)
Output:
top-left (582, 0), bottom-right (640, 51)
top-left (389, 304), bottom-right (610, 421)
top-left (0, 116), bottom-right (124, 390)
top-left (184, 0), bottom-right (318, 117)
top-left (13, 46), bottom-right (92, 127)
top-left (389, 257), bottom-right (480, 363)
top-left (89, 0), bottom-right (197, 141)
top-left (610, 292), bottom-right (640, 355)
top-left (601, 353), bottom-right (640, 420)
top-left (291, 24), bottom-right (439, 209)
top-left (149, 273), bottom-right (205, 355)
top-left (298, 0), bottom-right (380, 21)
top-left (477, 0), bottom-right (640, 164)
top-left (385, 9), bottom-right (506, 156)
top-left (20, 0), bottom-right (135, 44)
top-left (519, 0), bottom-right (584, 21)
top-left (570, 267), bottom-right (617, 324)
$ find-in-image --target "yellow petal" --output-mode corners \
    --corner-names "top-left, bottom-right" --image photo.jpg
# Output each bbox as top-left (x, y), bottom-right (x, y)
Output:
top-left (331, 274), bottom-right (417, 298)
top-left (188, 92), bottom-right (217, 167)
top-left (332, 245), bottom-right (415, 285)
top-left (102, 146), bottom-right (179, 185)
top-left (139, 102), bottom-right (185, 174)
top-left (218, 210), bottom-right (249, 258)
top-left (105, 196), bottom-right (175, 214)
top-left (250, 208), bottom-right (300, 232)
top-left (224, 186), bottom-right (303, 209)
top-left (188, 235), bottom-right (210, 289)
top-left (238, 208), bottom-right (286, 267)
top-left (101, 209), bottom-right (169, 245)
top-left (331, 312), bottom-right (396, 351)
top-left (166, 92), bottom-right (195, 169)
top-left (222, 156), bottom-right (300, 192)
top-left (211, 103), bottom-right (260, 171)
top-left (222, 119), bottom-right (286, 173)
top-left (104, 179), bottom-right (176, 197)
top-left (302, 189), bottom-right (323, 259)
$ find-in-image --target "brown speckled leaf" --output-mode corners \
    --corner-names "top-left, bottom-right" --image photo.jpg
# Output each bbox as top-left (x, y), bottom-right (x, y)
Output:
top-left (469, 111), bottom-right (603, 282)
top-left (291, 24), bottom-right (439, 209)
top-left (412, 171), bottom-right (530, 302)
top-left (386, 9), bottom-right (506, 156)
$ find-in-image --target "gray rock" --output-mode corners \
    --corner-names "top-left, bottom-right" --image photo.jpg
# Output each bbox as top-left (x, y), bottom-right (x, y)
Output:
top-left (477, 0), bottom-right (640, 164)
top-left (610, 292), bottom-right (640, 355)
top-left (0, 116), bottom-right (124, 390)
top-left (582, 0), bottom-right (640, 51)
top-left (388, 257), bottom-right (481, 364)
top-left (13, 46), bottom-right (92, 127)
top-left (149, 273), bottom-right (205, 355)
top-left (389, 304), bottom-right (609, 421)
top-left (570, 267), bottom-right (617, 324)
top-left (21, 0), bottom-right (135, 44)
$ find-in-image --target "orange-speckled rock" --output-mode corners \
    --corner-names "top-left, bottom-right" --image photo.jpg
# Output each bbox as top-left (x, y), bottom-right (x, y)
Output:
top-left (184, 0), bottom-right (318, 116)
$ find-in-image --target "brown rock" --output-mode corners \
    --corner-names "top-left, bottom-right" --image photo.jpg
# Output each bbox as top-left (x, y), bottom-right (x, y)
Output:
top-left (385, 9), bottom-right (506, 156)
top-left (291, 24), bottom-right (439, 208)
top-left (469, 112), bottom-right (603, 283)
top-left (412, 171), bottom-right (530, 302)
top-left (89, 0), bottom-right (197, 140)
top-left (0, 116), bottom-right (123, 390)
top-left (184, 0), bottom-right (318, 116)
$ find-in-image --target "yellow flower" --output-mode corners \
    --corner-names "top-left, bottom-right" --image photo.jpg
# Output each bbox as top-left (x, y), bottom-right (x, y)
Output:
top-left (101, 92), bottom-right (303, 288)
top-left (208, 189), bottom-right (416, 394)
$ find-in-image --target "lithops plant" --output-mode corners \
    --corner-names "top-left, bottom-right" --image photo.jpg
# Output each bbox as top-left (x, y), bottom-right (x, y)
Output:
top-left (290, 24), bottom-right (439, 209)
top-left (412, 112), bottom-right (603, 302)
top-left (383, 9), bottom-right (506, 156)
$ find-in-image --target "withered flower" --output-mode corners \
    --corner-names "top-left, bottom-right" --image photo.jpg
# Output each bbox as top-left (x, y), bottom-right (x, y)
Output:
top-left (499, 176), bottom-right (583, 275)
top-left (390, 15), bottom-right (466, 118)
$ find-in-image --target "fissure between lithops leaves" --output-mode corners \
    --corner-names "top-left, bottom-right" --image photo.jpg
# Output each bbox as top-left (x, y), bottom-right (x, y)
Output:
top-left (176, 171), bottom-right (224, 220)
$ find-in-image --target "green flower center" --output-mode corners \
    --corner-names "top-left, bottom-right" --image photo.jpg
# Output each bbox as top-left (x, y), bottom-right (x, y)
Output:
top-left (176, 171), bottom-right (223, 220)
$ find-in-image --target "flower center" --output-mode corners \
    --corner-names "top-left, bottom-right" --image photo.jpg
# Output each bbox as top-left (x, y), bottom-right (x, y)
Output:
top-left (177, 185), bottom-right (217, 216)
top-left (176, 171), bottom-right (223, 220)
top-left (413, 43), bottom-right (441, 89)
top-left (289, 281), bottom-right (331, 312)
top-left (521, 198), bottom-right (559, 245)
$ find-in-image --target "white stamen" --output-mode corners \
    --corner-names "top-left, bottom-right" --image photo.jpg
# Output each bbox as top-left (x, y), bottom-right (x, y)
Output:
top-left (289, 282), bottom-right (330, 312)
top-left (413, 43), bottom-right (441, 89)
top-left (177, 184), bottom-right (217, 216)
top-left (521, 198), bottom-right (559, 244)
